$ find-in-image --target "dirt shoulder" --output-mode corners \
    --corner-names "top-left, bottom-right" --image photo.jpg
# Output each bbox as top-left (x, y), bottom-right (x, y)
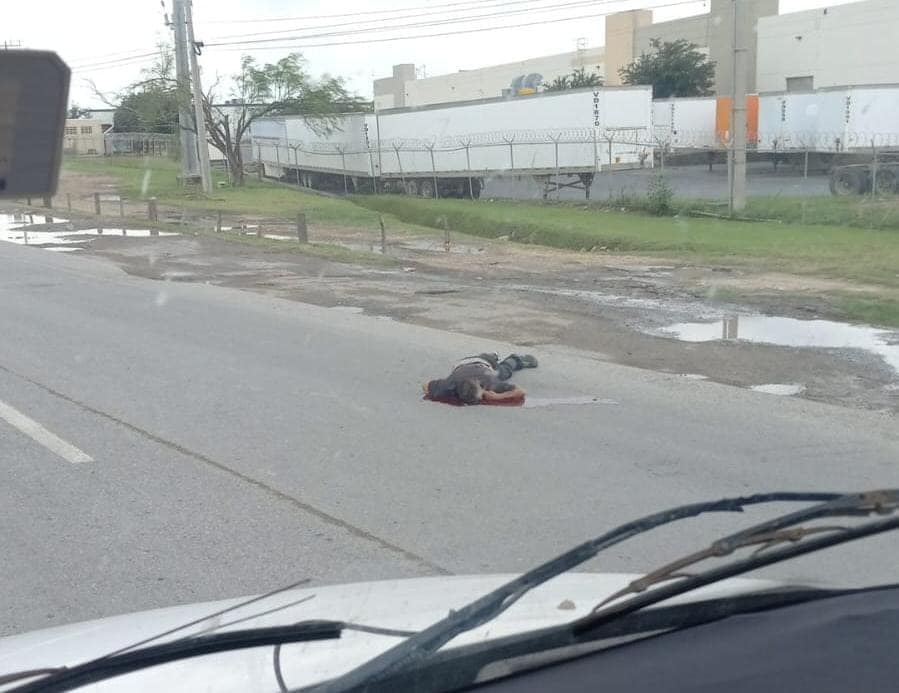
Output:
top-left (17, 166), bottom-right (896, 414)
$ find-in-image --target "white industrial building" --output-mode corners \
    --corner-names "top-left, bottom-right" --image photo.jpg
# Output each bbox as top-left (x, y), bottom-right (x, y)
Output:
top-left (756, 0), bottom-right (899, 93)
top-left (373, 0), bottom-right (899, 108)
top-left (374, 47), bottom-right (604, 110)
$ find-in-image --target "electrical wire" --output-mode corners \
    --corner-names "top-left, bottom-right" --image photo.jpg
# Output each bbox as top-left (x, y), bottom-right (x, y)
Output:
top-left (208, 0), bottom-right (616, 40)
top-left (70, 51), bottom-right (162, 71)
top-left (204, 0), bottom-right (540, 24)
top-left (207, 0), bottom-right (703, 52)
top-left (207, 0), bottom-right (646, 45)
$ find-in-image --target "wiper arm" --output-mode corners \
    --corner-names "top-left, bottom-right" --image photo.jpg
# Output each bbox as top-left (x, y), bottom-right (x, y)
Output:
top-left (312, 491), bottom-right (843, 692)
top-left (8, 621), bottom-right (341, 693)
top-left (593, 490), bottom-right (898, 611)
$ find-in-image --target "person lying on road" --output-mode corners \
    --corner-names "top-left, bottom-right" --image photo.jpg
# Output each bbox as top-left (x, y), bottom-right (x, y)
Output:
top-left (423, 352), bottom-right (538, 405)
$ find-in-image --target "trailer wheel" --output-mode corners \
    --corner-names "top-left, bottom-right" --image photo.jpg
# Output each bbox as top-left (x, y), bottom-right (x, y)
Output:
top-left (418, 179), bottom-right (436, 199)
top-left (874, 168), bottom-right (897, 195)
top-left (829, 167), bottom-right (866, 196)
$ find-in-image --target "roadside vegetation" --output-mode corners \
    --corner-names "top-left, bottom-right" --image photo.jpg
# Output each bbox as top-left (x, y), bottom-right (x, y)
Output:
top-left (63, 156), bottom-right (899, 326)
top-left (617, 193), bottom-right (899, 231)
top-left (357, 194), bottom-right (899, 326)
top-left (63, 156), bottom-right (384, 229)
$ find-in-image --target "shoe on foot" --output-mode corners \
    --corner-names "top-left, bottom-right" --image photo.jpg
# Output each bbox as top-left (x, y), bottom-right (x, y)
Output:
top-left (519, 354), bottom-right (538, 369)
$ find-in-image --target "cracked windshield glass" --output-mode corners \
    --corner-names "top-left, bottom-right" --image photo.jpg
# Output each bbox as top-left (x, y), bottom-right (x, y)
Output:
top-left (1, 0), bottom-right (897, 691)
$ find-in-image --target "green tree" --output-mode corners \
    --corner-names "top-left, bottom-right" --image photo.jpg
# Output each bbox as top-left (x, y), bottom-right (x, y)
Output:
top-left (101, 45), bottom-right (181, 134)
top-left (67, 104), bottom-right (91, 119)
top-left (544, 67), bottom-right (603, 92)
top-left (204, 53), bottom-right (365, 186)
top-left (619, 38), bottom-right (715, 98)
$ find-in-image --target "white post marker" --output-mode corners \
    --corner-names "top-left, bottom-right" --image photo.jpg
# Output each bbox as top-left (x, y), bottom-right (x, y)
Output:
top-left (0, 399), bottom-right (93, 463)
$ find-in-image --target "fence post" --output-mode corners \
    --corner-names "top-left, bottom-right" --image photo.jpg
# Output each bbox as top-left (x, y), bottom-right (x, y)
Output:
top-left (379, 214), bottom-right (387, 254)
top-left (427, 145), bottom-right (438, 199)
top-left (465, 143), bottom-right (474, 199)
top-left (803, 149), bottom-right (809, 179)
top-left (504, 137), bottom-right (515, 171)
top-left (443, 217), bottom-right (451, 253)
top-left (119, 198), bottom-right (124, 218)
top-left (293, 146), bottom-right (302, 188)
top-left (26, 196), bottom-right (31, 206)
top-left (553, 136), bottom-right (561, 201)
top-left (256, 143), bottom-right (263, 181)
top-left (94, 192), bottom-right (101, 216)
top-left (393, 145), bottom-right (405, 191)
top-left (296, 212), bottom-right (307, 243)
top-left (147, 198), bottom-right (158, 221)
top-left (66, 193), bottom-right (72, 212)
top-left (871, 140), bottom-right (878, 196)
top-left (256, 224), bottom-right (263, 238)
top-left (216, 209), bottom-right (222, 232)
top-left (42, 196), bottom-right (52, 208)
top-left (339, 148), bottom-right (349, 195)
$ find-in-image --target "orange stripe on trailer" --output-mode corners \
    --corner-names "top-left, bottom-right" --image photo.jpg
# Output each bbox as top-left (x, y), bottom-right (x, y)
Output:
top-left (716, 95), bottom-right (759, 146)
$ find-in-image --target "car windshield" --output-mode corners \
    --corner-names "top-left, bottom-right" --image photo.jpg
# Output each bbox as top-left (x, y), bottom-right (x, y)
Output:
top-left (2, 0), bottom-right (897, 688)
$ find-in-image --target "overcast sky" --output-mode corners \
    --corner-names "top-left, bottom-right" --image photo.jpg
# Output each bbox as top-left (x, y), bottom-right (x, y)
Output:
top-left (7, 0), bottom-right (864, 108)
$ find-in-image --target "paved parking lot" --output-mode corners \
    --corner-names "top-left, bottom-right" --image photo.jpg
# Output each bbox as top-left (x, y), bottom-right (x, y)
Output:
top-left (484, 162), bottom-right (831, 202)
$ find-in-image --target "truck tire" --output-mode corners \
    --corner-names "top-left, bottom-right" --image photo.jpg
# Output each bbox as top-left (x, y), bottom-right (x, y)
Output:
top-left (874, 167), bottom-right (897, 195)
top-left (829, 167), bottom-right (866, 196)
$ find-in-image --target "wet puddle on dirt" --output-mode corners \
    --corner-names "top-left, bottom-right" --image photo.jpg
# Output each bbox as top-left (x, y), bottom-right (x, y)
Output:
top-left (750, 384), bottom-right (806, 396)
top-left (336, 239), bottom-right (486, 256)
top-left (0, 213), bottom-right (177, 251)
top-left (661, 315), bottom-right (899, 375)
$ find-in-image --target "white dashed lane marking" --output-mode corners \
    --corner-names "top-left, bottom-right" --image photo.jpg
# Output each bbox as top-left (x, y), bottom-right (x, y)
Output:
top-left (0, 398), bottom-right (93, 463)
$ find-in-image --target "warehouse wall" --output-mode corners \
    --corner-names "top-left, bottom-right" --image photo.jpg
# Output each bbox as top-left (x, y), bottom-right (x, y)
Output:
top-left (756, 0), bottom-right (899, 93)
top-left (604, 10), bottom-right (652, 87)
top-left (375, 48), bottom-right (604, 110)
top-left (631, 0), bottom-right (778, 95)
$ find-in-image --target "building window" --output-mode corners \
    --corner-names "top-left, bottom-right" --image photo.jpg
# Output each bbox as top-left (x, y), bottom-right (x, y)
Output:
top-left (80, 126), bottom-right (93, 134)
top-left (786, 76), bottom-right (814, 92)
top-left (65, 126), bottom-right (77, 135)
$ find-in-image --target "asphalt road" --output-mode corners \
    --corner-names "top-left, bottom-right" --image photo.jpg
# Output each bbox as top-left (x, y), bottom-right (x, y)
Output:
top-left (1, 241), bottom-right (897, 637)
top-left (484, 162), bottom-right (831, 201)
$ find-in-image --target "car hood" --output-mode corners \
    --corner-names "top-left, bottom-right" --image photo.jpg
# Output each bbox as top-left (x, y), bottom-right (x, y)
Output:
top-left (0, 572), bottom-right (784, 691)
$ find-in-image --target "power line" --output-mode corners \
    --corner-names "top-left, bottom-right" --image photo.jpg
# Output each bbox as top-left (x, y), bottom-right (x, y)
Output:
top-left (68, 47), bottom-right (161, 66)
top-left (70, 51), bottom-right (162, 71)
top-left (202, 0), bottom-right (513, 24)
top-left (208, 0), bottom-right (702, 51)
top-left (207, 0), bottom-right (606, 40)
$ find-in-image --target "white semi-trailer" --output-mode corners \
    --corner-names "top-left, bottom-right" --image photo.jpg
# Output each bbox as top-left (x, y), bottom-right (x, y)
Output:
top-left (250, 86), bottom-right (654, 199)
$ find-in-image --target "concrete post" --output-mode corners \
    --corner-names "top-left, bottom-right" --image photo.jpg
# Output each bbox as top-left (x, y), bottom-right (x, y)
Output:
top-left (296, 213), bottom-right (307, 243)
top-left (94, 193), bottom-right (101, 216)
top-left (148, 198), bottom-right (158, 221)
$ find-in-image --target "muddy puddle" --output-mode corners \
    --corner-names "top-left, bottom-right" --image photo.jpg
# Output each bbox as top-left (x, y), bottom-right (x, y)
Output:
top-left (0, 212), bottom-right (177, 251)
top-left (335, 238), bottom-right (485, 256)
top-left (661, 315), bottom-right (899, 375)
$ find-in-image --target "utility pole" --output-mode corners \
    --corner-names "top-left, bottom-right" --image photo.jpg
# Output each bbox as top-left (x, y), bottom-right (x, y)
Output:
top-left (185, 0), bottom-right (213, 194)
top-left (729, 0), bottom-right (748, 213)
top-left (171, 0), bottom-right (199, 184)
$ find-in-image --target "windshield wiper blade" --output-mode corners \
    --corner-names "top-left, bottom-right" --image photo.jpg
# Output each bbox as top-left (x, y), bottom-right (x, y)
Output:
top-left (573, 489), bottom-right (899, 634)
top-left (311, 491), bottom-right (843, 692)
top-left (9, 621), bottom-right (342, 693)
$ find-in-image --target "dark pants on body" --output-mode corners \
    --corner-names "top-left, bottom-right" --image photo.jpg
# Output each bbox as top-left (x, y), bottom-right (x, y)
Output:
top-left (477, 353), bottom-right (528, 381)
